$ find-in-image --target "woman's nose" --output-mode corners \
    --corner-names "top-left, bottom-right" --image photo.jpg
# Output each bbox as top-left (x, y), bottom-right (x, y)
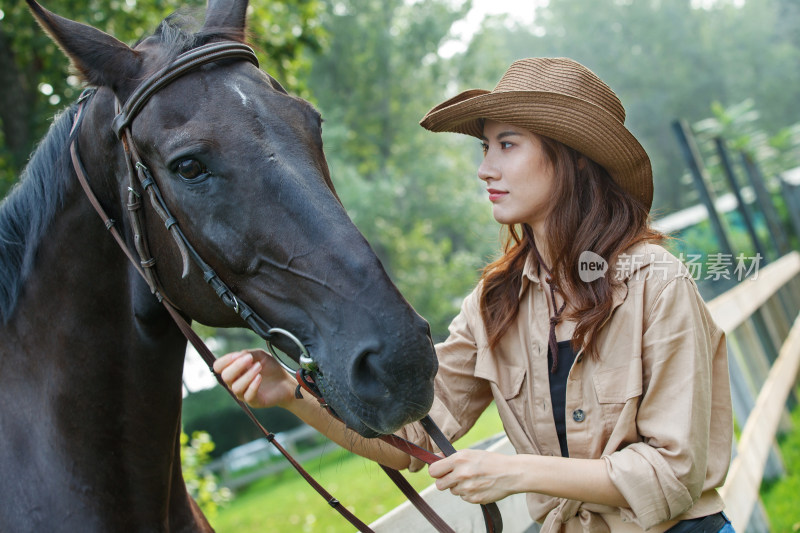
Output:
top-left (477, 158), bottom-right (497, 182)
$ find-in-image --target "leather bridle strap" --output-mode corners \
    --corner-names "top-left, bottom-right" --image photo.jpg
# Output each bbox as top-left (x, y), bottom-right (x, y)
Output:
top-left (169, 306), bottom-right (378, 532)
top-left (420, 418), bottom-right (504, 533)
top-left (69, 89), bottom-right (377, 531)
top-left (70, 99), bottom-right (389, 533)
top-left (111, 42), bottom-right (259, 137)
top-left (69, 41), bottom-right (503, 533)
top-left (296, 374), bottom-right (503, 533)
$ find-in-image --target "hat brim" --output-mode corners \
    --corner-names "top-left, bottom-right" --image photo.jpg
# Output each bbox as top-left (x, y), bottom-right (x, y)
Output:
top-left (420, 89), bottom-right (653, 211)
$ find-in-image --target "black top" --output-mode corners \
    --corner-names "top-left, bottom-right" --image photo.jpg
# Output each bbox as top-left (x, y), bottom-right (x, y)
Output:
top-left (547, 339), bottom-right (577, 457)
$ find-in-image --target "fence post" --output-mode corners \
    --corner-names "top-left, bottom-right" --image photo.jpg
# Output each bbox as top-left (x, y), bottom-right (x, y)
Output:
top-left (740, 151), bottom-right (792, 257)
top-left (778, 174), bottom-right (800, 244)
top-left (672, 120), bottom-right (736, 269)
top-left (714, 137), bottom-right (769, 262)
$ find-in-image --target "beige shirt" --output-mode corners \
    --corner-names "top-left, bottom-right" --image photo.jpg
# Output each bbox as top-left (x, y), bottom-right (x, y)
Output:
top-left (400, 243), bottom-right (732, 532)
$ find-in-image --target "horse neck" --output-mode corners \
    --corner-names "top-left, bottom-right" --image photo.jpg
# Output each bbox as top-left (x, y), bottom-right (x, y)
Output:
top-left (0, 143), bottom-right (194, 525)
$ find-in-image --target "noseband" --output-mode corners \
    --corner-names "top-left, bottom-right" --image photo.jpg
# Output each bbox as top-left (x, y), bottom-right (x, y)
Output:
top-left (68, 41), bottom-right (501, 533)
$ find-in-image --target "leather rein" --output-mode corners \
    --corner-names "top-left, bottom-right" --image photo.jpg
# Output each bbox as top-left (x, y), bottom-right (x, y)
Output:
top-left (68, 41), bottom-right (502, 533)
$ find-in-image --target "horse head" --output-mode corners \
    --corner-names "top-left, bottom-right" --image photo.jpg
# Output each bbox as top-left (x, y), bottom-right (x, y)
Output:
top-left (27, 0), bottom-right (437, 437)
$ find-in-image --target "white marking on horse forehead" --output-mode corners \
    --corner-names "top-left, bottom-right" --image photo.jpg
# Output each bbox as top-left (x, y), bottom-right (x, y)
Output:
top-left (169, 129), bottom-right (192, 144)
top-left (226, 80), bottom-right (249, 107)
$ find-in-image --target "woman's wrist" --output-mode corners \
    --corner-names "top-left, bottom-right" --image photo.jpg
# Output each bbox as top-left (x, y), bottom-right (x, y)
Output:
top-left (275, 372), bottom-right (304, 411)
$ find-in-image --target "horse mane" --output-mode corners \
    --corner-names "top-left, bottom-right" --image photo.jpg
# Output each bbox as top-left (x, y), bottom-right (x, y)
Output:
top-left (149, 9), bottom-right (249, 59)
top-left (0, 103), bottom-right (78, 325)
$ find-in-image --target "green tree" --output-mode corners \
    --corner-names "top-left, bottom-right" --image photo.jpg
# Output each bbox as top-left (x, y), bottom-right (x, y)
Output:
top-left (0, 0), bottom-right (324, 198)
top-left (306, 0), bottom-right (500, 339)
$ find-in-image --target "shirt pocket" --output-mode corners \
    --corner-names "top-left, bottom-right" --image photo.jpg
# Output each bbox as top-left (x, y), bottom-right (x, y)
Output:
top-left (593, 364), bottom-right (642, 433)
top-left (475, 346), bottom-right (526, 399)
top-left (475, 347), bottom-right (528, 433)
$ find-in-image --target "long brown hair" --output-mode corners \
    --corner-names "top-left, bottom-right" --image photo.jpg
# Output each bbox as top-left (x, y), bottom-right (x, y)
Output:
top-left (479, 135), bottom-right (663, 359)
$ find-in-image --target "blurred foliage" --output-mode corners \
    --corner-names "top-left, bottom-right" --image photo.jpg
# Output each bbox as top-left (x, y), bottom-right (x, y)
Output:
top-left (693, 98), bottom-right (800, 194)
top-left (183, 385), bottom-right (302, 457)
top-left (662, 98), bottom-right (800, 298)
top-left (0, 0), bottom-right (324, 197)
top-left (180, 430), bottom-right (232, 518)
top-left (307, 0), bottom-right (498, 339)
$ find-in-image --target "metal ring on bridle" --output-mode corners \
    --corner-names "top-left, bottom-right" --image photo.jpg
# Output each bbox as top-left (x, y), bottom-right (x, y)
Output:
top-left (266, 327), bottom-right (317, 372)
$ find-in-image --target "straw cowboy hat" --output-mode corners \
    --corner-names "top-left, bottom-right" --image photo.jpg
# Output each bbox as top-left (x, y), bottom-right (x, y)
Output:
top-left (419, 57), bottom-right (653, 210)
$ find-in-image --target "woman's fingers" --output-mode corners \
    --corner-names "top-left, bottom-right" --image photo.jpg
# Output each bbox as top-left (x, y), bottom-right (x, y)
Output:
top-left (230, 360), bottom-right (261, 397)
top-left (428, 455), bottom-right (454, 479)
top-left (243, 372), bottom-right (263, 405)
top-left (214, 351), bottom-right (256, 393)
top-left (213, 348), bottom-right (297, 408)
top-left (212, 349), bottom-right (244, 374)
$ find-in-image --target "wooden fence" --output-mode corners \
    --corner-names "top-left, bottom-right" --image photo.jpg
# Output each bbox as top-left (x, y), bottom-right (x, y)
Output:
top-left (371, 251), bottom-right (800, 532)
top-left (712, 251), bottom-right (800, 532)
top-left (204, 424), bottom-right (338, 491)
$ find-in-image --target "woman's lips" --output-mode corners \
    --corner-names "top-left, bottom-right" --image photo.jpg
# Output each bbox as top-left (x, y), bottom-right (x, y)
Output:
top-left (487, 188), bottom-right (507, 202)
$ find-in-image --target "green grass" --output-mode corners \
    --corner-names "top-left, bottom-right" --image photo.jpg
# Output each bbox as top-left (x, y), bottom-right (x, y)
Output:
top-left (210, 403), bottom-right (504, 533)
top-left (761, 388), bottom-right (800, 532)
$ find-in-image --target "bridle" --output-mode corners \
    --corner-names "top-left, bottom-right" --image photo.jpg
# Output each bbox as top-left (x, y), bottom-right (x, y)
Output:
top-left (68, 41), bottom-right (502, 533)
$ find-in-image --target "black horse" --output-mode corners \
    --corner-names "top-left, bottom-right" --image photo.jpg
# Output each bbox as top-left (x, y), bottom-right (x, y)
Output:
top-left (0, 1), bottom-right (437, 530)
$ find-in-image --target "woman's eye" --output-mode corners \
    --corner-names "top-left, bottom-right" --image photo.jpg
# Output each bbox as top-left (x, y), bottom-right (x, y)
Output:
top-left (500, 141), bottom-right (513, 149)
top-left (175, 159), bottom-right (208, 181)
top-left (480, 142), bottom-right (489, 156)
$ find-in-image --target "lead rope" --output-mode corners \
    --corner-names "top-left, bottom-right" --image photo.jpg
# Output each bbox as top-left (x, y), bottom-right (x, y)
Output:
top-left (69, 91), bottom-right (502, 533)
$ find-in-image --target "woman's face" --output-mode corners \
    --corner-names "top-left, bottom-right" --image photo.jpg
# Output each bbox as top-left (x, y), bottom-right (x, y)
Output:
top-left (478, 120), bottom-right (556, 231)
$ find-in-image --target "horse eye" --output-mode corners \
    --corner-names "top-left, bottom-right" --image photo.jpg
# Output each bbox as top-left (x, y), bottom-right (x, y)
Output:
top-left (175, 159), bottom-right (207, 181)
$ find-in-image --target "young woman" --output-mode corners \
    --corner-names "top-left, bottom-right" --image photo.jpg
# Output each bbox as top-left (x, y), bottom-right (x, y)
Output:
top-left (214, 58), bottom-right (734, 532)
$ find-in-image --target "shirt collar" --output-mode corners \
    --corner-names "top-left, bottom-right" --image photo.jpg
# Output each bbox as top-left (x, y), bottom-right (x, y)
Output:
top-left (518, 241), bottom-right (660, 303)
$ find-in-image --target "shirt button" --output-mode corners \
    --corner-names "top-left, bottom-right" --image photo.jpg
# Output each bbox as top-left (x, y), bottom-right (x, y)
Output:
top-left (572, 409), bottom-right (585, 423)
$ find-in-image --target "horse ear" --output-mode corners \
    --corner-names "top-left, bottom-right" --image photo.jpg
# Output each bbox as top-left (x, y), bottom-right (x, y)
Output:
top-left (202, 0), bottom-right (249, 40)
top-left (26, 0), bottom-right (140, 90)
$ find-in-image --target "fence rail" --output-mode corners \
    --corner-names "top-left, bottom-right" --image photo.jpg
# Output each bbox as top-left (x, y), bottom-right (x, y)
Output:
top-left (710, 251), bottom-right (800, 532)
top-left (204, 424), bottom-right (338, 491)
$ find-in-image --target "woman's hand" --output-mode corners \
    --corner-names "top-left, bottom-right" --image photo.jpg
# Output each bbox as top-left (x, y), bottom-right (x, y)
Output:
top-left (212, 349), bottom-right (296, 409)
top-left (428, 449), bottom-right (516, 504)
top-left (431, 450), bottom-right (630, 509)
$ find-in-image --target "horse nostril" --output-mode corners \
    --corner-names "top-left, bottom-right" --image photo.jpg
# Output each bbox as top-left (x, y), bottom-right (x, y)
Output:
top-left (352, 348), bottom-right (381, 385)
top-left (350, 345), bottom-right (397, 403)
top-left (341, 339), bottom-right (435, 435)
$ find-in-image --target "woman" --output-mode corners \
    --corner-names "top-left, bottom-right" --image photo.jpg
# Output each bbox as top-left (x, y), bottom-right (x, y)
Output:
top-left (215, 58), bottom-right (734, 532)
